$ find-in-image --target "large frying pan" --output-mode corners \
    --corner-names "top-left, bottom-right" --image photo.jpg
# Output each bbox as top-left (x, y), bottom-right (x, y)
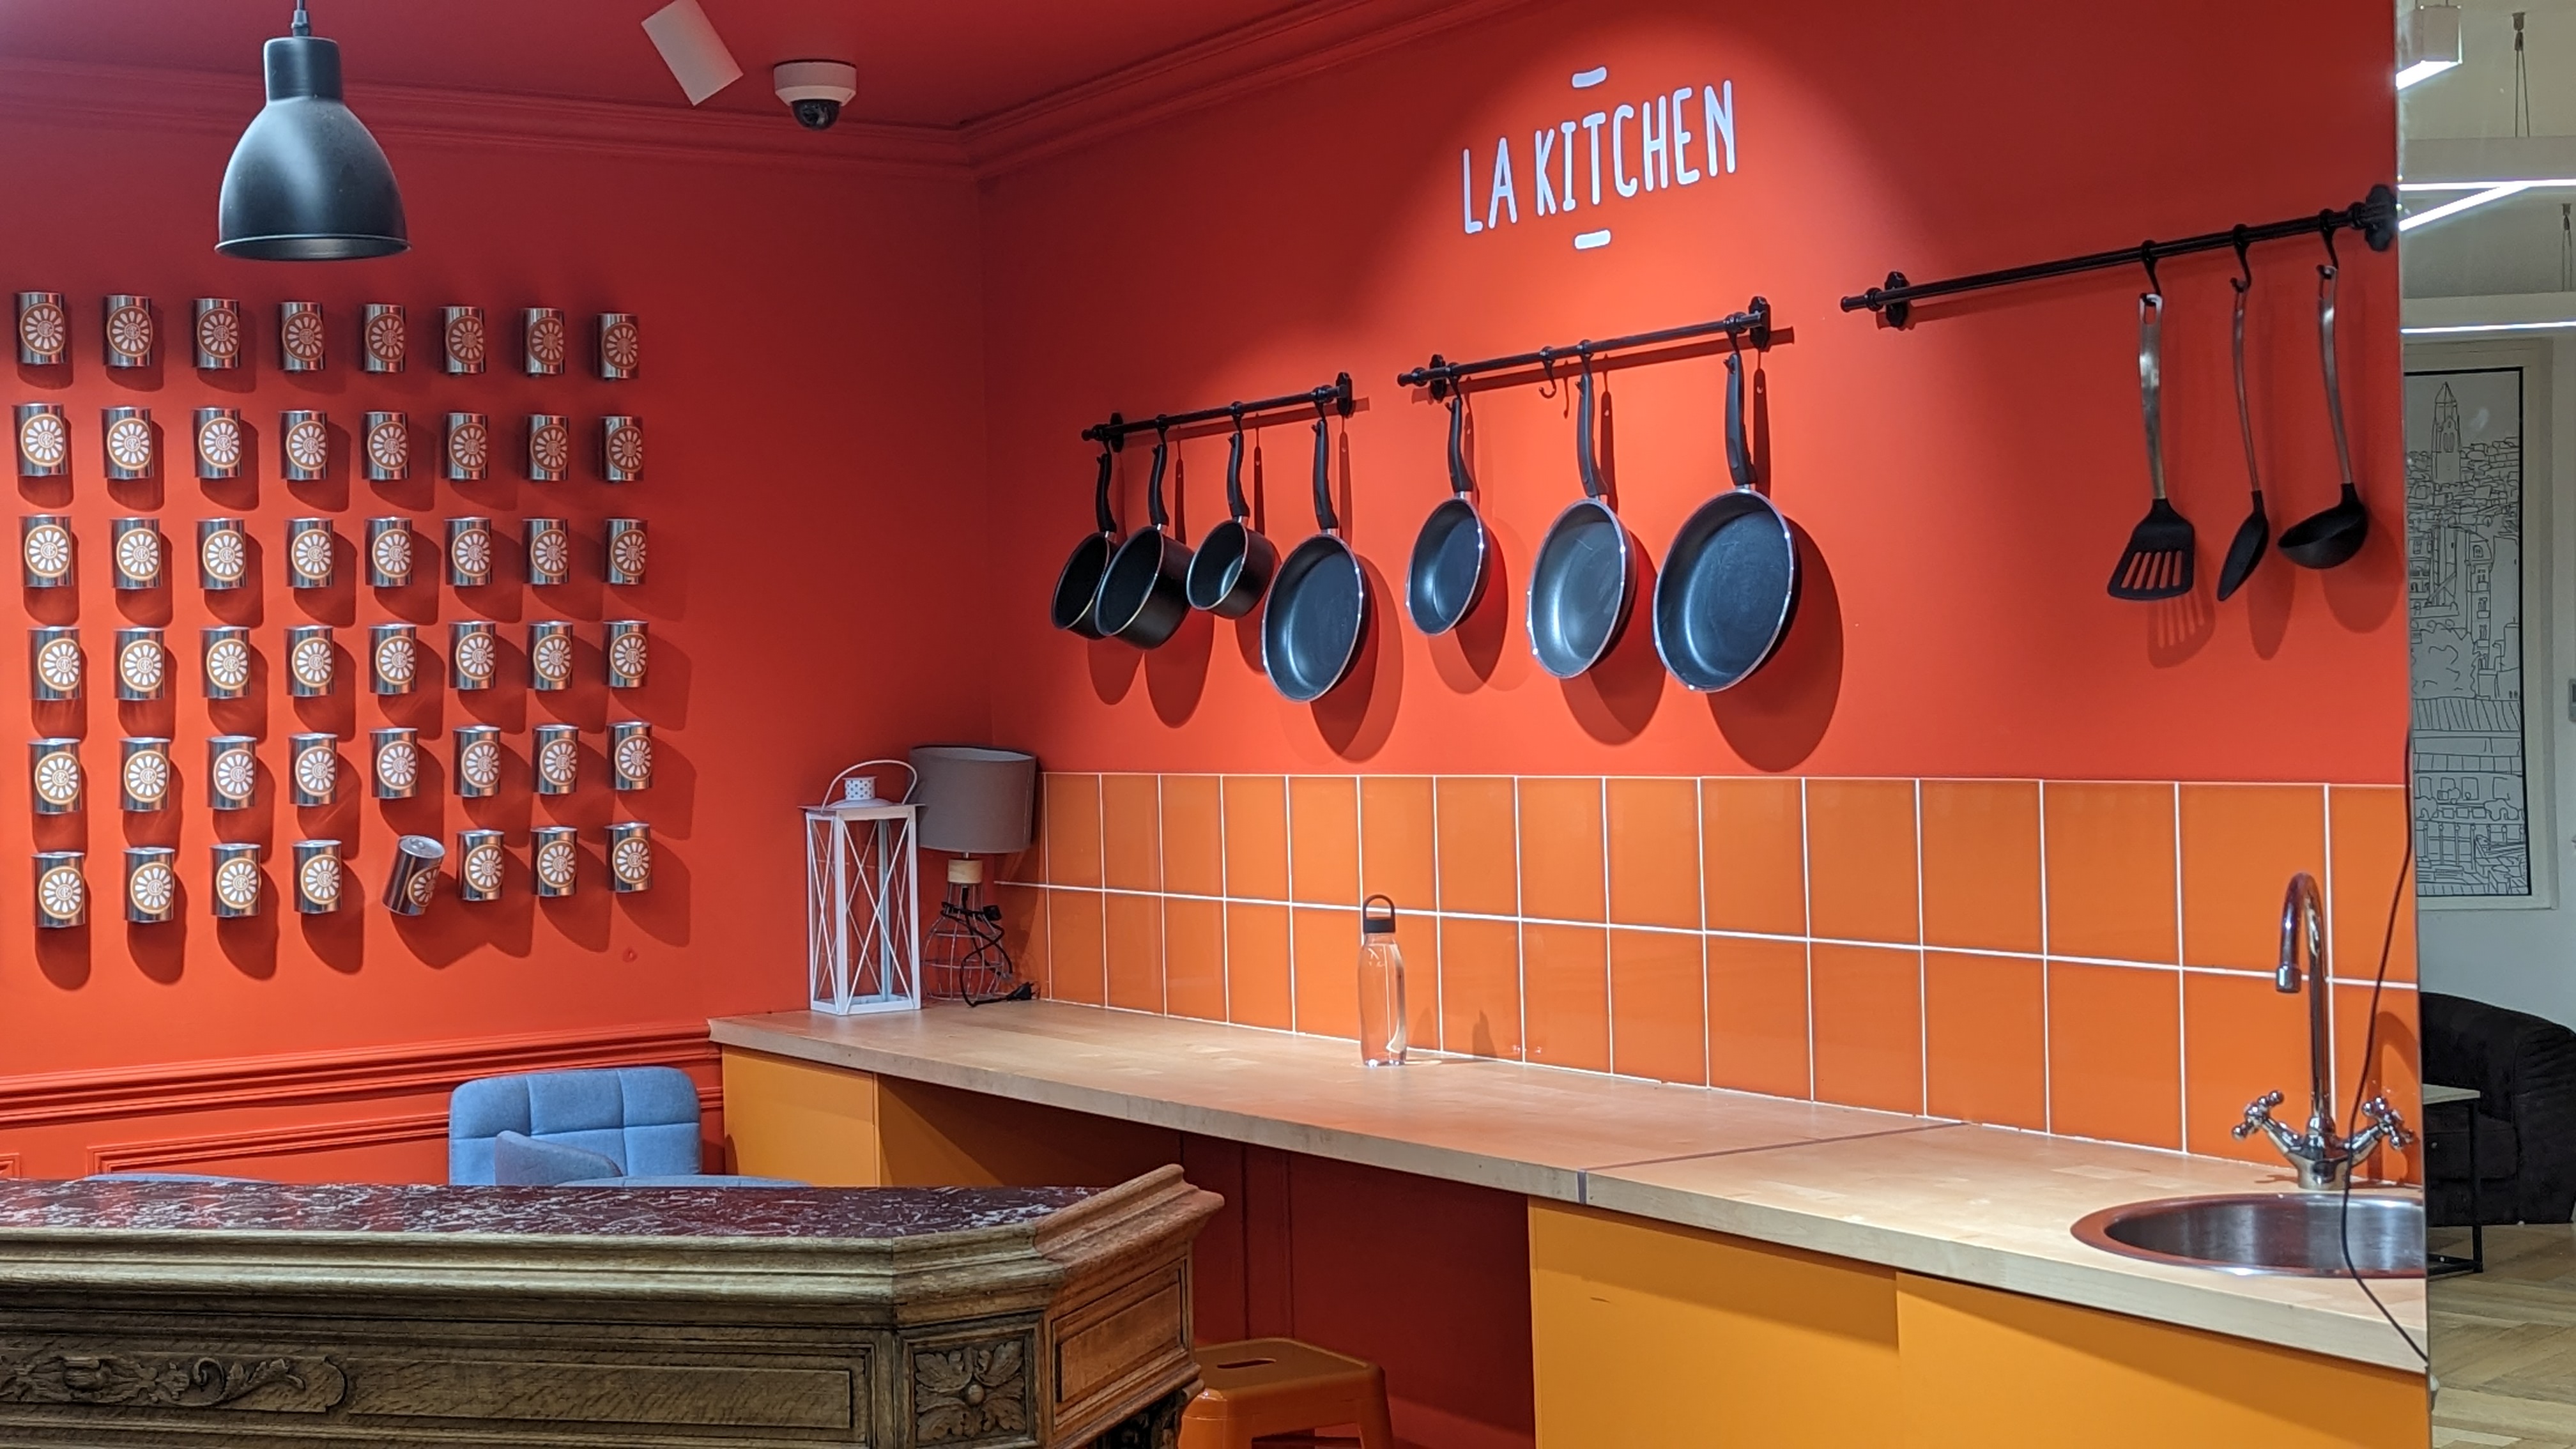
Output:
top-left (1096, 426), bottom-right (1192, 648)
top-left (1526, 359), bottom-right (1634, 679)
top-left (1404, 390), bottom-right (1492, 636)
top-left (1048, 447), bottom-right (1118, 636)
top-left (1260, 411), bottom-right (1365, 702)
top-left (1653, 346), bottom-right (1798, 692)
top-left (1186, 413), bottom-right (1278, 618)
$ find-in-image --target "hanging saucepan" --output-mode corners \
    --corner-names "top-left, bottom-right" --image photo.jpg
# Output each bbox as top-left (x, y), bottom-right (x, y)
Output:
top-left (1261, 408), bottom-right (1365, 702)
top-left (1186, 408), bottom-right (1279, 618)
top-left (1096, 424), bottom-right (1192, 648)
top-left (1653, 342), bottom-right (1799, 691)
top-left (1048, 446), bottom-right (1119, 637)
top-left (1404, 387), bottom-right (1492, 636)
top-left (1526, 354), bottom-right (1635, 679)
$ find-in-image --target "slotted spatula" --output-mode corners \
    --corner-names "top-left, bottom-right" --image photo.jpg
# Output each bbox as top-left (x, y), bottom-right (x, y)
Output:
top-left (2108, 291), bottom-right (2195, 600)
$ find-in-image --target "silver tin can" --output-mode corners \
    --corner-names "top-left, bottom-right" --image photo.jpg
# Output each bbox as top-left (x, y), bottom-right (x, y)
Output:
top-left (119, 737), bottom-right (172, 813)
top-left (525, 516), bottom-right (570, 585)
top-left (197, 517), bottom-right (249, 590)
top-left (285, 624), bottom-right (334, 697)
top-left (533, 722), bottom-right (579, 796)
top-left (19, 514), bottom-right (72, 588)
top-left (604, 620), bottom-right (647, 689)
top-left (362, 302), bottom-right (405, 373)
top-left (457, 829), bottom-right (506, 903)
top-left (526, 413), bottom-right (571, 482)
top-left (193, 298), bottom-right (242, 370)
top-left (101, 405), bottom-right (154, 480)
top-left (28, 739), bottom-right (80, 815)
top-left (371, 726), bottom-right (419, 800)
top-left (292, 839), bottom-right (343, 915)
top-left (597, 312), bottom-right (638, 380)
top-left (610, 721), bottom-right (652, 792)
top-left (201, 625), bottom-right (252, 700)
top-left (454, 724), bottom-right (502, 797)
top-left (289, 733), bottom-right (338, 808)
top-left (366, 516), bottom-right (412, 586)
top-left (285, 517), bottom-right (335, 589)
top-left (528, 621), bottom-right (574, 693)
top-left (34, 851), bottom-right (85, 928)
top-left (383, 834), bottom-right (445, 914)
top-left (601, 415), bottom-right (643, 482)
top-left (532, 825), bottom-right (580, 898)
top-left (524, 307), bottom-right (566, 376)
top-left (125, 847), bottom-right (179, 924)
top-left (362, 410), bottom-right (408, 482)
top-left (278, 300), bottom-right (326, 371)
top-left (368, 622), bottom-right (417, 695)
top-left (606, 821), bottom-right (652, 894)
top-left (17, 402), bottom-right (68, 476)
top-left (111, 517), bottom-right (162, 590)
top-left (447, 516), bottom-right (494, 587)
top-left (444, 412), bottom-right (489, 481)
top-left (280, 410), bottom-right (329, 482)
top-left (605, 518), bottom-right (647, 585)
top-left (102, 295), bottom-right (154, 369)
top-left (17, 292), bottom-right (67, 365)
top-left (207, 735), bottom-right (258, 811)
top-left (450, 620), bottom-right (498, 691)
top-left (194, 407), bottom-right (243, 480)
top-left (441, 305), bottom-right (487, 376)
top-left (211, 841), bottom-right (264, 919)
top-left (112, 627), bottom-right (165, 702)
top-left (29, 625), bottom-right (80, 702)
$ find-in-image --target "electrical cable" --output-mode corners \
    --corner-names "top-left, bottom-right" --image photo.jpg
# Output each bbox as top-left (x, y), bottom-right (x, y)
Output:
top-left (2338, 807), bottom-right (2428, 1367)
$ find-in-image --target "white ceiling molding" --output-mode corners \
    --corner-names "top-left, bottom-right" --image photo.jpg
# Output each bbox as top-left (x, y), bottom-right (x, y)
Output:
top-left (2402, 135), bottom-right (2576, 186)
top-left (2402, 291), bottom-right (2576, 334)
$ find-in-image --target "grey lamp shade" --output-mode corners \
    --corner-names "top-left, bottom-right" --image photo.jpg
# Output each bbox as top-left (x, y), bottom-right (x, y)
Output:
top-left (909, 746), bottom-right (1036, 855)
top-left (217, 32), bottom-right (408, 261)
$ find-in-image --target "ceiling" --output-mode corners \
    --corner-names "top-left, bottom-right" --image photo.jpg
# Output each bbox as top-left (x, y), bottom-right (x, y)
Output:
top-left (0, 0), bottom-right (1314, 129)
top-left (2400, 0), bottom-right (2576, 302)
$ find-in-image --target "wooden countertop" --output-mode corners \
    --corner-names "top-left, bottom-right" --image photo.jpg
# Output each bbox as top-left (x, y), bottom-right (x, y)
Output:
top-left (711, 1003), bottom-right (2428, 1372)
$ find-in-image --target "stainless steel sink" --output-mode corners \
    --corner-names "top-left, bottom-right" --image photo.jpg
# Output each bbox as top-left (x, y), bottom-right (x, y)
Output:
top-left (2070, 1193), bottom-right (2423, 1278)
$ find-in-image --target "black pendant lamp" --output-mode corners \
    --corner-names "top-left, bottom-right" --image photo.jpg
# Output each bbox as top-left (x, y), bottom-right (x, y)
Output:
top-left (217, 2), bottom-right (408, 260)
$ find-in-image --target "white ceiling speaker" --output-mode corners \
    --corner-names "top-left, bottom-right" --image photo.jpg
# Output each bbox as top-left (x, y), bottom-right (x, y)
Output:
top-left (774, 60), bottom-right (859, 131)
top-left (641, 0), bottom-right (744, 105)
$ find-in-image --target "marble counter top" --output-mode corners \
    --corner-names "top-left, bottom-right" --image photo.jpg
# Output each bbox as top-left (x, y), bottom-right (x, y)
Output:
top-left (713, 1003), bottom-right (2429, 1372)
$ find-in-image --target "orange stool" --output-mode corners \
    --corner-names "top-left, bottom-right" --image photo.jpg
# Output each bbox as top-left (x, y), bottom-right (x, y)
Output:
top-left (1177, 1338), bottom-right (1396, 1449)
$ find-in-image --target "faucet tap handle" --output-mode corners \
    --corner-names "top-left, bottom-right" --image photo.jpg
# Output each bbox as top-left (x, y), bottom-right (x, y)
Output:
top-left (2231, 1090), bottom-right (2286, 1140)
top-left (2355, 1095), bottom-right (2415, 1151)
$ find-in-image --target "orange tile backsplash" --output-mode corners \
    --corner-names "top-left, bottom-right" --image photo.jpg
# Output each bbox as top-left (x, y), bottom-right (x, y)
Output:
top-left (1007, 773), bottom-right (2420, 1164)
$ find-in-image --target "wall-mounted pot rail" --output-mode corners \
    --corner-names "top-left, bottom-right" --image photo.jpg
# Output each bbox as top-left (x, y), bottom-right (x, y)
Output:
top-left (1398, 297), bottom-right (1772, 397)
top-left (1082, 374), bottom-right (1354, 450)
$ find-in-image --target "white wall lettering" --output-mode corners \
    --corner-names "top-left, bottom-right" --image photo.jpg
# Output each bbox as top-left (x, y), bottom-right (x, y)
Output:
top-left (1534, 126), bottom-right (1560, 215)
top-left (1706, 80), bottom-right (1736, 176)
top-left (1641, 93), bottom-right (1666, 192)
top-left (1581, 111), bottom-right (1607, 206)
top-left (1460, 148), bottom-right (1483, 234)
top-left (1613, 102), bottom-right (1637, 198)
top-left (1454, 67), bottom-right (1739, 250)
top-left (1558, 120), bottom-right (1578, 210)
top-left (1673, 86), bottom-right (1701, 185)
top-left (1487, 136), bottom-right (1519, 229)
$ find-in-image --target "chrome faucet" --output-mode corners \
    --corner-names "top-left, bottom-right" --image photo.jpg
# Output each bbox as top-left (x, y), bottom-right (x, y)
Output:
top-left (2233, 873), bottom-right (2412, 1190)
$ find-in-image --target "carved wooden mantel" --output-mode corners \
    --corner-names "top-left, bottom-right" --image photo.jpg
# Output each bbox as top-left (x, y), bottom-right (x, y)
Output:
top-left (0, 1168), bottom-right (1218, 1447)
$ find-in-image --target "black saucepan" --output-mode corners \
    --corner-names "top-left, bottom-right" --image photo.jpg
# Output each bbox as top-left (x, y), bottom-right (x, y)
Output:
top-left (1186, 416), bottom-right (1278, 617)
top-left (1526, 360), bottom-right (1634, 679)
top-left (1261, 413), bottom-right (1365, 702)
top-left (1048, 447), bottom-right (1119, 637)
top-left (1405, 389), bottom-right (1492, 636)
top-left (1653, 346), bottom-right (1800, 692)
top-left (1096, 427), bottom-right (1192, 648)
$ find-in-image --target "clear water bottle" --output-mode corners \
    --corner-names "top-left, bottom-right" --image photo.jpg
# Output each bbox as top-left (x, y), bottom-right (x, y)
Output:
top-left (1358, 893), bottom-right (1407, 1067)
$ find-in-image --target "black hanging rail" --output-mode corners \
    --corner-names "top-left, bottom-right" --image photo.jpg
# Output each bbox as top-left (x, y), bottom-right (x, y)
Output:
top-left (1399, 297), bottom-right (1772, 399)
top-left (1082, 374), bottom-right (1353, 449)
top-left (1840, 184), bottom-right (2399, 328)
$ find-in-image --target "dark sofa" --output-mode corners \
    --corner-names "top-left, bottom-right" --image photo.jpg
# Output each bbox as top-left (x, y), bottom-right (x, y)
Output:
top-left (2423, 992), bottom-right (2576, 1225)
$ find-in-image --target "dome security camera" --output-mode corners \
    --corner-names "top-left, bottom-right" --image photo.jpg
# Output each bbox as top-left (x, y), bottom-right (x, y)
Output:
top-left (774, 60), bottom-right (857, 130)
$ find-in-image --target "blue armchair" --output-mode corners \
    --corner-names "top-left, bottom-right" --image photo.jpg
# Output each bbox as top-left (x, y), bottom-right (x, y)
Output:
top-left (448, 1066), bottom-right (797, 1187)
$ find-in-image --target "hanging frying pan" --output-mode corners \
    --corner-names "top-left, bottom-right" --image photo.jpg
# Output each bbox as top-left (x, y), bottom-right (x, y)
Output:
top-left (1186, 410), bottom-right (1279, 617)
top-left (1261, 410), bottom-right (1365, 702)
top-left (1048, 447), bottom-right (1119, 637)
top-left (1405, 388), bottom-right (1492, 636)
top-left (1526, 356), bottom-right (1635, 679)
top-left (1653, 345), bottom-right (1799, 691)
top-left (1096, 424), bottom-right (1193, 647)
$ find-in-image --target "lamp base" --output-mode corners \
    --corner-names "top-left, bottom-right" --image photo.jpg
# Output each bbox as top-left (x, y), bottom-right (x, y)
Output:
top-left (924, 870), bottom-right (1024, 1004)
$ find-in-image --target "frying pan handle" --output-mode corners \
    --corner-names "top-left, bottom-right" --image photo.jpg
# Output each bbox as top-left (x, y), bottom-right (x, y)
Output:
top-left (1445, 392), bottom-right (1474, 498)
top-left (2318, 264), bottom-right (2359, 496)
top-left (1226, 408), bottom-right (1251, 523)
top-left (1575, 362), bottom-right (1604, 502)
top-left (1146, 426), bottom-right (1170, 532)
top-left (1310, 415), bottom-right (1339, 534)
top-left (1091, 448), bottom-right (1117, 535)
top-left (1724, 350), bottom-right (1753, 490)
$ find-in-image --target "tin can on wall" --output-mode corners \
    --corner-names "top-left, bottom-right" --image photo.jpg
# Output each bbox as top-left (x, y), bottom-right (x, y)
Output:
top-left (454, 724), bottom-right (502, 798)
top-left (528, 621), bottom-right (574, 693)
top-left (601, 416), bottom-right (643, 482)
top-left (102, 406), bottom-right (154, 480)
top-left (112, 517), bottom-right (162, 590)
top-left (211, 841), bottom-right (264, 919)
top-left (362, 302), bottom-right (405, 373)
top-left (526, 413), bottom-right (571, 482)
top-left (525, 517), bottom-right (570, 586)
top-left (125, 847), bottom-right (178, 924)
top-left (119, 737), bottom-right (172, 813)
top-left (292, 839), bottom-right (343, 915)
top-left (610, 721), bottom-right (652, 792)
top-left (363, 411), bottom-right (408, 482)
top-left (17, 402), bottom-right (69, 477)
top-left (17, 292), bottom-right (67, 365)
top-left (30, 625), bottom-right (80, 702)
top-left (533, 825), bottom-right (580, 898)
top-left (289, 733), bottom-right (337, 808)
top-left (207, 735), bottom-right (259, 813)
top-left (202, 625), bottom-right (252, 701)
top-left (524, 307), bottom-right (566, 377)
top-left (442, 305), bottom-right (486, 376)
top-left (606, 822), bottom-right (652, 894)
top-left (371, 727), bottom-right (419, 800)
top-left (457, 829), bottom-right (506, 903)
top-left (445, 412), bottom-right (489, 482)
top-left (102, 295), bottom-right (154, 369)
top-left (197, 518), bottom-right (249, 590)
top-left (604, 620), bottom-right (648, 689)
top-left (278, 301), bottom-right (326, 372)
top-left (286, 517), bottom-right (335, 589)
top-left (34, 852), bottom-right (85, 929)
top-left (280, 410), bottom-right (329, 482)
top-left (533, 723), bottom-right (579, 796)
top-left (447, 516), bottom-right (494, 587)
top-left (29, 739), bottom-right (80, 816)
top-left (285, 624), bottom-right (334, 698)
top-left (383, 835), bottom-right (445, 915)
top-left (606, 518), bottom-right (647, 585)
top-left (597, 312), bottom-right (638, 380)
top-left (367, 517), bottom-right (412, 587)
top-left (450, 620), bottom-right (498, 691)
top-left (113, 627), bottom-right (165, 703)
top-left (194, 298), bottom-right (242, 371)
top-left (20, 515), bottom-right (72, 588)
top-left (369, 623), bottom-right (417, 696)
top-left (194, 407), bottom-right (243, 480)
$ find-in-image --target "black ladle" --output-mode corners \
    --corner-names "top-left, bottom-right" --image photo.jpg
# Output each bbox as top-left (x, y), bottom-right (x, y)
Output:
top-left (2216, 231), bottom-right (2268, 601)
top-left (2279, 252), bottom-right (2368, 569)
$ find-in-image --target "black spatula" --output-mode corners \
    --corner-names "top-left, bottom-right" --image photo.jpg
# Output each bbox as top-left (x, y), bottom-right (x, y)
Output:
top-left (2216, 266), bottom-right (2269, 601)
top-left (2109, 291), bottom-right (2195, 601)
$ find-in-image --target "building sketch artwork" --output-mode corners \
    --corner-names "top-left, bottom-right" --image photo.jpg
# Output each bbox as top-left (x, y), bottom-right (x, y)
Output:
top-left (2406, 368), bottom-right (2529, 897)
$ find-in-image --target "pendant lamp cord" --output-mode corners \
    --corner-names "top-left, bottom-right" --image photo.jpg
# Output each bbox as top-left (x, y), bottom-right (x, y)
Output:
top-left (292, 2), bottom-right (311, 37)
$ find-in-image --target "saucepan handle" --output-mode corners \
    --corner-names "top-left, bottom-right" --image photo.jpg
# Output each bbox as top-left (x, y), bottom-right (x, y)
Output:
top-left (1147, 426), bottom-right (1170, 532)
top-left (1226, 412), bottom-right (1250, 523)
top-left (1311, 413), bottom-right (1338, 534)
top-left (1092, 447), bottom-right (1116, 535)
top-left (1446, 391), bottom-right (1473, 498)
top-left (1724, 350), bottom-right (1752, 490)
top-left (1575, 361), bottom-right (1604, 502)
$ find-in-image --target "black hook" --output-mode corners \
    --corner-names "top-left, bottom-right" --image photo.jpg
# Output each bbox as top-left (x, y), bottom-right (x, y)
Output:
top-left (1538, 346), bottom-right (1560, 399)
top-left (2230, 225), bottom-right (2253, 294)
top-left (1229, 401), bottom-right (1244, 434)
top-left (2138, 241), bottom-right (2161, 298)
top-left (2319, 210), bottom-right (2343, 270)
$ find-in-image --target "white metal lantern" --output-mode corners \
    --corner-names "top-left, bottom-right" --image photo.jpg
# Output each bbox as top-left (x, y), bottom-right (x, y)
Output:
top-left (806, 761), bottom-right (921, 1015)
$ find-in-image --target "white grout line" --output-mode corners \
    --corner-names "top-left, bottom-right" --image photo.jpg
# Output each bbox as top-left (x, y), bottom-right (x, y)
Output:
top-left (1599, 778), bottom-right (1615, 1074)
top-left (1430, 778), bottom-right (1446, 1055)
top-left (1218, 776), bottom-right (1234, 1026)
top-left (1155, 774), bottom-right (1169, 1016)
top-left (1800, 776), bottom-right (1816, 1102)
top-left (1514, 779), bottom-right (1528, 1064)
top-left (2171, 781), bottom-right (2189, 1149)
top-left (1283, 777), bottom-right (1298, 1036)
top-left (1913, 779), bottom-right (1929, 1117)
top-left (1694, 779), bottom-right (1711, 1087)
top-left (2036, 780), bottom-right (2053, 1135)
top-left (2322, 784), bottom-right (2343, 1115)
